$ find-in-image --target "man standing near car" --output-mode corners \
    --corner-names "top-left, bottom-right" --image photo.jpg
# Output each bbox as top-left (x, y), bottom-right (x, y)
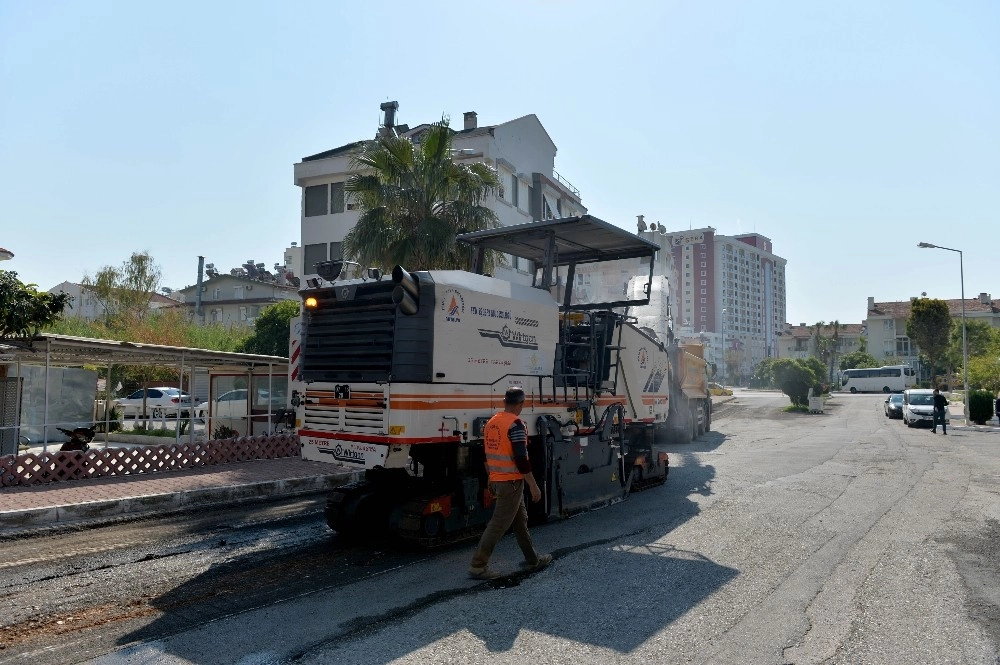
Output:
top-left (932, 387), bottom-right (948, 435)
top-left (468, 387), bottom-right (552, 580)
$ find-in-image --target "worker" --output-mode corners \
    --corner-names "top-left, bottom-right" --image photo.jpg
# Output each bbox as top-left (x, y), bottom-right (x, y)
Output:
top-left (468, 387), bottom-right (552, 580)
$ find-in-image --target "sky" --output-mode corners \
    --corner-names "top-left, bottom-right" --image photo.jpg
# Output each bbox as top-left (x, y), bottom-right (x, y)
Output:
top-left (1, 0), bottom-right (997, 326)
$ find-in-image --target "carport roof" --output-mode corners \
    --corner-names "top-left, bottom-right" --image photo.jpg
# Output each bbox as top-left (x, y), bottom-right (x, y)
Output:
top-left (0, 334), bottom-right (288, 369)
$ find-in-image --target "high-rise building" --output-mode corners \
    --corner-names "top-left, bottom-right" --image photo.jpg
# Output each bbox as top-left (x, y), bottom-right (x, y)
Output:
top-left (649, 226), bottom-right (787, 381)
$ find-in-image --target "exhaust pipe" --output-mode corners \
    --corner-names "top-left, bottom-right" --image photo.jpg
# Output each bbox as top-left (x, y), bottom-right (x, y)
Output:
top-left (392, 265), bottom-right (419, 315)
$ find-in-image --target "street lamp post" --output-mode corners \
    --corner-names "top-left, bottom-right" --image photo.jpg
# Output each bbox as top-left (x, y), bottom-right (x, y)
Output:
top-left (720, 308), bottom-right (727, 386)
top-left (917, 242), bottom-right (968, 424)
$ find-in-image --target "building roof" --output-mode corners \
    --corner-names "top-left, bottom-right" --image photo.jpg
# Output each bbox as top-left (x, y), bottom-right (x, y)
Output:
top-left (868, 298), bottom-right (1000, 318)
top-left (178, 275), bottom-right (299, 295)
top-left (783, 323), bottom-right (865, 340)
top-left (301, 140), bottom-right (367, 163)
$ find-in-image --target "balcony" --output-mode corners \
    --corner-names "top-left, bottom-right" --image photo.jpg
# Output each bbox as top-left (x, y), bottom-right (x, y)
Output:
top-left (552, 170), bottom-right (580, 198)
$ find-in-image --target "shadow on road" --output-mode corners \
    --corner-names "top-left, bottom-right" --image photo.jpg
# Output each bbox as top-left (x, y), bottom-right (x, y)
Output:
top-left (114, 432), bottom-right (731, 662)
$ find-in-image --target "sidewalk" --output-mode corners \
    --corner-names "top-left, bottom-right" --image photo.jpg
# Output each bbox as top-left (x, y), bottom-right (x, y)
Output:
top-left (0, 457), bottom-right (360, 537)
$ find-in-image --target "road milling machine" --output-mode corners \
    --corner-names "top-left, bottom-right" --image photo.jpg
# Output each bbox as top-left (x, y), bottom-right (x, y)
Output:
top-left (293, 215), bottom-right (712, 545)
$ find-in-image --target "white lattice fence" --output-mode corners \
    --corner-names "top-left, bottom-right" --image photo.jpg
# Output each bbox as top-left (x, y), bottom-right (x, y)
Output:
top-left (0, 435), bottom-right (301, 487)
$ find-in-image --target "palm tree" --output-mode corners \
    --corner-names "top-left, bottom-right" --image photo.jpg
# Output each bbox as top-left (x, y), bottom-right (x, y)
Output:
top-left (343, 119), bottom-right (502, 271)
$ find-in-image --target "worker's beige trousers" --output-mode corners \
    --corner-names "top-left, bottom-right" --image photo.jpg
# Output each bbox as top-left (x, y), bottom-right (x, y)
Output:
top-left (470, 479), bottom-right (538, 570)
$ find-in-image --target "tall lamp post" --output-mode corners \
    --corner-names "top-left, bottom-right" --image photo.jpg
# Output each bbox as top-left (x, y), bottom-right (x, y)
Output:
top-left (917, 242), bottom-right (968, 424)
top-left (720, 308), bottom-right (727, 386)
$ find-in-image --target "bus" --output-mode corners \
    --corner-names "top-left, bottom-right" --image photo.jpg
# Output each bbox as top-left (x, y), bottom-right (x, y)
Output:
top-left (840, 365), bottom-right (916, 393)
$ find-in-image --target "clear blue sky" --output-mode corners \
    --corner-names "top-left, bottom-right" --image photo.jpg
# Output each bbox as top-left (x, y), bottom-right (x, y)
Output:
top-left (2, 0), bottom-right (997, 325)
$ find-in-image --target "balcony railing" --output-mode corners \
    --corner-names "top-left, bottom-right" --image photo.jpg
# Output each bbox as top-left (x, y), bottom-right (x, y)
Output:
top-left (552, 170), bottom-right (580, 198)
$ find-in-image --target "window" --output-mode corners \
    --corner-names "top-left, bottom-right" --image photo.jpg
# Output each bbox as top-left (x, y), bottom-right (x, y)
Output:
top-left (239, 306), bottom-right (248, 321)
top-left (304, 184), bottom-right (328, 217)
top-left (511, 173), bottom-right (519, 207)
top-left (210, 309), bottom-right (219, 323)
top-left (213, 288), bottom-right (221, 300)
top-left (303, 243), bottom-right (327, 274)
top-left (234, 286), bottom-right (244, 300)
top-left (329, 242), bottom-right (343, 261)
top-left (330, 182), bottom-right (345, 214)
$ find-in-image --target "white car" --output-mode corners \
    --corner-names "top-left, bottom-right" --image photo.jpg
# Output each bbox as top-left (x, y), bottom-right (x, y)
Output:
top-left (115, 387), bottom-right (194, 418)
top-left (902, 388), bottom-right (948, 428)
top-left (196, 389), bottom-right (249, 421)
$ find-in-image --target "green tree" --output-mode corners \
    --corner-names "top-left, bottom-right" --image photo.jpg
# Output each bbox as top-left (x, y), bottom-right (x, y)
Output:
top-left (772, 358), bottom-right (822, 406)
top-left (811, 320), bottom-right (845, 384)
top-left (906, 298), bottom-right (953, 381)
top-left (0, 270), bottom-right (71, 340)
top-left (967, 334), bottom-right (1000, 394)
top-left (82, 251), bottom-right (162, 327)
top-left (946, 319), bottom-right (999, 369)
top-left (344, 119), bottom-right (503, 271)
top-left (840, 350), bottom-right (879, 370)
top-left (235, 300), bottom-right (300, 357)
top-left (751, 357), bottom-right (778, 388)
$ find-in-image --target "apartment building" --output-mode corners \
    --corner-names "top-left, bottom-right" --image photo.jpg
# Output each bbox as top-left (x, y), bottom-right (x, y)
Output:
top-left (651, 226), bottom-right (787, 380)
top-left (775, 322), bottom-right (866, 365)
top-left (292, 102), bottom-right (585, 281)
top-left (173, 274), bottom-right (298, 328)
top-left (47, 282), bottom-right (180, 322)
top-left (864, 293), bottom-right (1000, 376)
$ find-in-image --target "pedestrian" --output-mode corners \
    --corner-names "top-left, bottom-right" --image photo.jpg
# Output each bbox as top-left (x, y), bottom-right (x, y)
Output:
top-left (931, 387), bottom-right (948, 435)
top-left (468, 387), bottom-right (552, 580)
top-left (995, 393), bottom-right (1000, 426)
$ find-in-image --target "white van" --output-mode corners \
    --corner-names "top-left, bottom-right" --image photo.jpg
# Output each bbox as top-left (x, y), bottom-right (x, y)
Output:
top-left (902, 388), bottom-right (948, 428)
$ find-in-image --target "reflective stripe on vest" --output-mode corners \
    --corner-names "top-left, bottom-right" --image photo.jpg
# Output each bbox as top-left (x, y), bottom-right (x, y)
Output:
top-left (484, 411), bottom-right (524, 482)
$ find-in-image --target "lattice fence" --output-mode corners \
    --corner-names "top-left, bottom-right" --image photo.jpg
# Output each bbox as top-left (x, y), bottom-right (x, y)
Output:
top-left (0, 434), bottom-right (301, 487)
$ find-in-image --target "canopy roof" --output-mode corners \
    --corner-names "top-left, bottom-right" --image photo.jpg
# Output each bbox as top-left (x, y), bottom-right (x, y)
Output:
top-left (0, 334), bottom-right (287, 369)
top-left (456, 215), bottom-right (660, 266)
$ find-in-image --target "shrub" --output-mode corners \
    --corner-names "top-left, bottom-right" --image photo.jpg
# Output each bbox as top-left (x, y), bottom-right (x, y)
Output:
top-left (213, 424), bottom-right (238, 440)
top-left (969, 389), bottom-right (995, 425)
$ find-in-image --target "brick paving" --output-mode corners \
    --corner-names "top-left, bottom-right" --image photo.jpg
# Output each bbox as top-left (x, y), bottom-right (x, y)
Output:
top-left (0, 458), bottom-right (357, 533)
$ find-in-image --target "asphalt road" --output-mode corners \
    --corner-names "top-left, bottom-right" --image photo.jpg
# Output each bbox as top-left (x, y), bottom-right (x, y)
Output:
top-left (3, 391), bottom-right (999, 664)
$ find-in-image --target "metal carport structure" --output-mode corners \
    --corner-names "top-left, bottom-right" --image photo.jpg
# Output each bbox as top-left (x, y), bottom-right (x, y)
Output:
top-left (0, 334), bottom-right (289, 452)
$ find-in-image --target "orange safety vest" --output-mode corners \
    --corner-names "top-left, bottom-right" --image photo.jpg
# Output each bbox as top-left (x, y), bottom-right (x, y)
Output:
top-left (483, 411), bottom-right (524, 482)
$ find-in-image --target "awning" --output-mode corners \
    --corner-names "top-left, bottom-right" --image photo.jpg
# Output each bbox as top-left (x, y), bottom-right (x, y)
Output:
top-left (0, 334), bottom-right (288, 369)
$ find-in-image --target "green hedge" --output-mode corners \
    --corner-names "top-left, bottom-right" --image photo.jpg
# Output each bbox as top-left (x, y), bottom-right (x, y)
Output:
top-left (969, 389), bottom-right (995, 425)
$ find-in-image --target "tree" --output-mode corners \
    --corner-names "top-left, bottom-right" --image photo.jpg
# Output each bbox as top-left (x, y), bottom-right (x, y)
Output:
top-left (946, 319), bottom-right (998, 369)
top-left (235, 300), bottom-right (300, 357)
top-left (344, 119), bottom-right (503, 271)
top-left (82, 251), bottom-right (162, 327)
top-left (811, 320), bottom-right (844, 384)
top-left (906, 298), bottom-right (953, 381)
top-left (840, 350), bottom-right (879, 370)
top-left (0, 270), bottom-right (71, 340)
top-left (751, 357), bottom-right (779, 388)
top-left (772, 358), bottom-right (822, 406)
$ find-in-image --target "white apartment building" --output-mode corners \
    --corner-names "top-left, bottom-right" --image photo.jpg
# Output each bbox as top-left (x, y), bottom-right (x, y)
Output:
top-left (293, 102), bottom-right (585, 281)
top-left (47, 282), bottom-right (180, 322)
top-left (864, 293), bottom-right (1000, 378)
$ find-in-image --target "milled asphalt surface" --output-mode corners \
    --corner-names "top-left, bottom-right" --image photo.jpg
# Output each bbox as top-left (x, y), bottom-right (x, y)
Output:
top-left (2, 393), bottom-right (995, 537)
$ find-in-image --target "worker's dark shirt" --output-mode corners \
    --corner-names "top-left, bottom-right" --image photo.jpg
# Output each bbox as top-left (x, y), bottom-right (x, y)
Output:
top-left (933, 393), bottom-right (948, 411)
top-left (509, 419), bottom-right (532, 474)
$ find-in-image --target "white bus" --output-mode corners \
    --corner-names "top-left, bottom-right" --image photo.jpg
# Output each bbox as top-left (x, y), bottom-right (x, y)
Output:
top-left (841, 365), bottom-right (916, 393)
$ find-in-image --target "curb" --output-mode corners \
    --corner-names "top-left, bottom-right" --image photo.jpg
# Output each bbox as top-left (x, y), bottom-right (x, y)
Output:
top-left (0, 470), bottom-right (362, 536)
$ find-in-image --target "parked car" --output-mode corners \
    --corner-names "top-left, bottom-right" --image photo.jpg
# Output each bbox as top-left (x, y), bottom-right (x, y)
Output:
top-left (902, 388), bottom-right (947, 428)
top-left (709, 382), bottom-right (733, 396)
top-left (196, 389), bottom-right (248, 421)
top-left (884, 393), bottom-right (904, 419)
top-left (115, 387), bottom-right (193, 418)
